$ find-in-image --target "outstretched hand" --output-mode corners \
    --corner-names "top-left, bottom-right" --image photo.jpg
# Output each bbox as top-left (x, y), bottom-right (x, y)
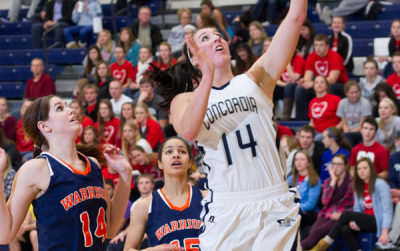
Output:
top-left (185, 35), bottom-right (214, 77)
top-left (103, 145), bottom-right (131, 177)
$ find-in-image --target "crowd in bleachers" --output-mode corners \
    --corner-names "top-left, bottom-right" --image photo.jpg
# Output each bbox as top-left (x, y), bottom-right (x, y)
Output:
top-left (2, 0), bottom-right (400, 250)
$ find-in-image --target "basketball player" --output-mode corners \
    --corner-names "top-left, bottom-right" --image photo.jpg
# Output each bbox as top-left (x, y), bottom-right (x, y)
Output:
top-left (148, 0), bottom-right (307, 249)
top-left (124, 137), bottom-right (203, 251)
top-left (0, 95), bottom-right (132, 250)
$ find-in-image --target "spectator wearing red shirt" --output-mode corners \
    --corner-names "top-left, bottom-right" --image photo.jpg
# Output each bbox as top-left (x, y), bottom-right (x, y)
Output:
top-left (155, 42), bottom-right (177, 71)
top-left (386, 52), bottom-right (400, 99)
top-left (83, 84), bottom-right (99, 122)
top-left (350, 117), bottom-right (390, 180)
top-left (135, 103), bottom-right (164, 152)
top-left (295, 34), bottom-right (348, 120)
top-left (95, 99), bottom-right (120, 145)
top-left (130, 145), bottom-right (163, 180)
top-left (0, 97), bottom-right (17, 142)
top-left (309, 76), bottom-right (341, 135)
top-left (25, 58), bottom-right (56, 99)
top-left (110, 46), bottom-right (135, 89)
top-left (70, 100), bottom-right (94, 144)
top-left (16, 98), bottom-right (34, 160)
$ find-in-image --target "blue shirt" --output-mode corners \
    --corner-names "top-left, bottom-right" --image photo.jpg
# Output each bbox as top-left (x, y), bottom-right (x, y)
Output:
top-left (287, 175), bottom-right (321, 213)
top-left (320, 147), bottom-right (350, 183)
top-left (389, 151), bottom-right (400, 188)
top-left (53, 1), bottom-right (62, 22)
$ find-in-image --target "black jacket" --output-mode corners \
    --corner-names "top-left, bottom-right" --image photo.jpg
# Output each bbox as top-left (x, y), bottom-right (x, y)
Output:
top-left (389, 36), bottom-right (400, 57)
top-left (129, 20), bottom-right (163, 54)
top-left (329, 31), bottom-right (354, 73)
top-left (44, 0), bottom-right (76, 25)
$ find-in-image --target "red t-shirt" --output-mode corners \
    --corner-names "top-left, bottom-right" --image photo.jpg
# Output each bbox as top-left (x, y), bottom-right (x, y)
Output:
top-left (87, 103), bottom-right (96, 115)
top-left (331, 37), bottom-right (339, 51)
top-left (25, 73), bottom-right (56, 98)
top-left (16, 119), bottom-right (34, 152)
top-left (349, 141), bottom-right (390, 174)
top-left (281, 55), bottom-right (305, 82)
top-left (298, 175), bottom-right (306, 186)
top-left (305, 49), bottom-right (349, 84)
top-left (75, 115), bottom-right (94, 144)
top-left (308, 93), bottom-right (341, 132)
top-left (139, 118), bottom-right (165, 151)
top-left (95, 117), bottom-right (120, 145)
top-left (110, 60), bottom-right (135, 85)
top-left (132, 158), bottom-right (163, 179)
top-left (102, 167), bottom-right (134, 188)
top-left (155, 59), bottom-right (177, 71)
top-left (277, 124), bottom-right (294, 140)
top-left (363, 183), bottom-right (375, 215)
top-left (386, 73), bottom-right (400, 99)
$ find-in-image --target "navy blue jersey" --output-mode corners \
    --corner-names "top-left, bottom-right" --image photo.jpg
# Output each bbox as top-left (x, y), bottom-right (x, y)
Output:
top-left (33, 152), bottom-right (107, 251)
top-left (146, 185), bottom-right (203, 250)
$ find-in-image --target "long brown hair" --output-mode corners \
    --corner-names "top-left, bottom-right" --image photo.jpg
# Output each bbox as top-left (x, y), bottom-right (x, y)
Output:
top-left (85, 45), bottom-right (103, 75)
top-left (122, 121), bottom-right (142, 158)
top-left (233, 42), bottom-right (257, 75)
top-left (326, 127), bottom-right (352, 151)
top-left (290, 150), bottom-right (319, 187)
top-left (94, 61), bottom-right (111, 83)
top-left (118, 27), bottom-right (136, 53)
top-left (157, 42), bottom-right (175, 68)
top-left (118, 102), bottom-right (135, 138)
top-left (96, 99), bottom-right (115, 139)
top-left (354, 157), bottom-right (377, 198)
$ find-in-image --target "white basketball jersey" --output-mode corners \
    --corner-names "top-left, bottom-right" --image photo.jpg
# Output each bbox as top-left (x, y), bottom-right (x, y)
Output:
top-left (197, 74), bottom-right (285, 192)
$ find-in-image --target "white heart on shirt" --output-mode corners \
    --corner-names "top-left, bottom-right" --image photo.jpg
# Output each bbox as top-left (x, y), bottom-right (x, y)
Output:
top-left (311, 101), bottom-right (328, 119)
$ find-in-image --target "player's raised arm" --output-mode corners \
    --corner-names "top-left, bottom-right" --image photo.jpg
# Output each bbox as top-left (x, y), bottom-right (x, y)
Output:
top-left (247, 0), bottom-right (307, 99)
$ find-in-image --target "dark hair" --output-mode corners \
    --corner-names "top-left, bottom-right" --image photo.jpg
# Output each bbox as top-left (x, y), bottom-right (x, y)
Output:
top-left (297, 19), bottom-right (316, 58)
top-left (148, 61), bottom-right (200, 111)
top-left (344, 80), bottom-right (361, 94)
top-left (139, 76), bottom-right (155, 88)
top-left (119, 27), bottom-right (136, 53)
top-left (314, 33), bottom-right (330, 44)
top-left (104, 178), bottom-right (115, 189)
top-left (114, 45), bottom-right (126, 54)
top-left (333, 153), bottom-right (349, 172)
top-left (85, 45), bottom-right (103, 75)
top-left (299, 125), bottom-right (316, 138)
top-left (354, 157), bottom-right (377, 198)
top-left (363, 57), bottom-right (379, 69)
top-left (97, 99), bottom-right (115, 139)
top-left (290, 150), bottom-right (319, 187)
top-left (157, 136), bottom-right (193, 161)
top-left (94, 61), bottom-right (111, 83)
top-left (361, 116), bottom-right (378, 131)
top-left (80, 125), bottom-right (100, 145)
top-left (372, 82), bottom-right (398, 107)
top-left (157, 42), bottom-right (175, 68)
top-left (326, 127), bottom-right (352, 151)
top-left (233, 42), bottom-right (257, 75)
top-left (198, 12), bottom-right (217, 28)
top-left (393, 51), bottom-right (400, 58)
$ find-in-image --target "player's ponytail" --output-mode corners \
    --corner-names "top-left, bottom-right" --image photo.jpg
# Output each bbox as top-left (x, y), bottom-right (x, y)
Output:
top-left (147, 60), bottom-right (200, 111)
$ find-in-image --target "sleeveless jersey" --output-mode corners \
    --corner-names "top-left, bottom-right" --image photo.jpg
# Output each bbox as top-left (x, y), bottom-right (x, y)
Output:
top-left (197, 74), bottom-right (285, 192)
top-left (33, 152), bottom-right (107, 251)
top-left (146, 185), bottom-right (203, 250)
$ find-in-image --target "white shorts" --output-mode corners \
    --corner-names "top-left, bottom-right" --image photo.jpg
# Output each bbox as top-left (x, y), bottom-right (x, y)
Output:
top-left (199, 182), bottom-right (301, 251)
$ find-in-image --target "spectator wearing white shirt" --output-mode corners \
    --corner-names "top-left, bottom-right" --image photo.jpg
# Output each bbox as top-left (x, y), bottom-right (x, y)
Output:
top-left (109, 80), bottom-right (133, 118)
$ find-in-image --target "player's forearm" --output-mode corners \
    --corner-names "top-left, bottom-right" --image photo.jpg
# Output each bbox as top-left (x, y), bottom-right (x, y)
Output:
top-left (0, 179), bottom-right (13, 243)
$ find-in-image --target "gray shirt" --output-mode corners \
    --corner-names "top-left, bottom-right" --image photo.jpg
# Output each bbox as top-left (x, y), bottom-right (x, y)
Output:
top-left (376, 116), bottom-right (400, 153)
top-left (337, 97), bottom-right (372, 131)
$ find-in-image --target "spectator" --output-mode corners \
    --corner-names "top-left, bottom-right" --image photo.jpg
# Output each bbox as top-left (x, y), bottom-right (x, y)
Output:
top-left (280, 134), bottom-right (300, 177)
top-left (0, 129), bottom-right (22, 171)
top-left (130, 145), bottom-right (162, 180)
top-left (167, 8), bottom-right (192, 57)
top-left (25, 58), bottom-right (56, 99)
top-left (308, 76), bottom-right (341, 135)
top-left (247, 21), bottom-right (268, 57)
top-left (301, 154), bottom-right (354, 249)
top-left (94, 61), bottom-right (113, 101)
top-left (196, 12), bottom-right (217, 29)
top-left (388, 131), bottom-right (400, 245)
top-left (64, 0), bottom-right (102, 48)
top-left (287, 150), bottom-right (321, 239)
top-left (252, 0), bottom-right (286, 26)
top-left (155, 42), bottom-right (177, 71)
top-left (132, 46), bottom-right (155, 85)
top-left (296, 19), bottom-right (315, 59)
top-left (295, 34), bottom-right (348, 120)
top-left (31, 0), bottom-right (75, 49)
top-left (371, 82), bottom-right (400, 118)
top-left (376, 97), bottom-right (400, 153)
top-left (135, 103), bottom-right (164, 152)
top-left (133, 77), bottom-right (169, 129)
top-left (2, 154), bottom-right (16, 201)
top-left (386, 52), bottom-right (400, 99)
top-left (350, 116), bottom-right (390, 179)
top-left (69, 99), bottom-right (94, 144)
top-left (82, 45), bottom-right (102, 81)
top-left (83, 84), bottom-right (99, 121)
top-left (110, 46), bottom-right (135, 88)
top-left (1, 0), bottom-right (41, 22)
top-left (378, 19), bottom-right (400, 77)
top-left (229, 11), bottom-right (251, 55)
top-left (96, 29), bottom-right (115, 63)
top-left (0, 97), bottom-right (17, 142)
top-left (233, 42), bottom-right (257, 75)
top-left (16, 98), bottom-right (34, 161)
top-left (115, 27), bottom-right (141, 67)
top-left (129, 6), bottom-right (163, 54)
top-left (116, 102), bottom-right (136, 148)
top-left (200, 0), bottom-right (233, 42)
top-left (359, 57), bottom-right (384, 101)
top-left (122, 121), bottom-right (152, 161)
top-left (337, 80), bottom-right (372, 147)
top-left (79, 125), bottom-right (100, 147)
top-left (320, 127), bottom-right (351, 183)
top-left (298, 125), bottom-right (326, 175)
top-left (313, 157), bottom-right (393, 251)
top-left (95, 99), bottom-right (120, 145)
top-left (329, 16), bottom-right (353, 73)
top-left (109, 80), bottom-right (133, 119)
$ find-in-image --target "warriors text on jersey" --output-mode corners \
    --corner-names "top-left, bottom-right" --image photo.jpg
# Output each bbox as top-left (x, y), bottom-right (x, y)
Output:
top-left (146, 185), bottom-right (203, 250)
top-left (197, 74), bottom-right (285, 192)
top-left (33, 152), bottom-right (107, 251)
